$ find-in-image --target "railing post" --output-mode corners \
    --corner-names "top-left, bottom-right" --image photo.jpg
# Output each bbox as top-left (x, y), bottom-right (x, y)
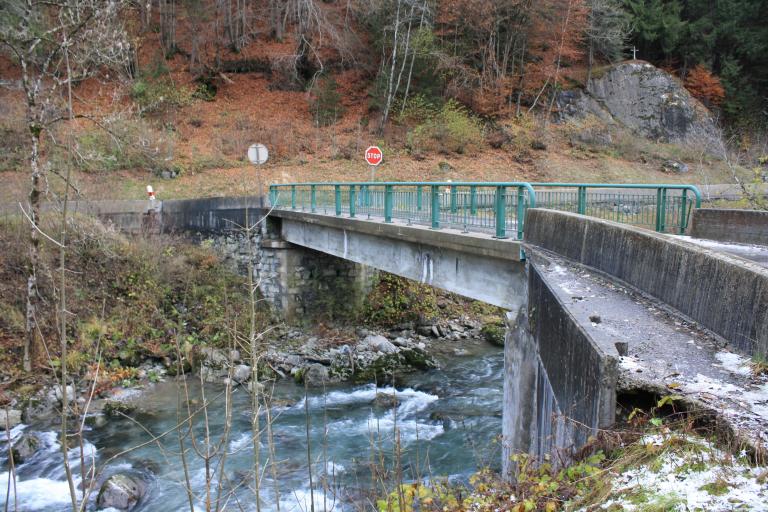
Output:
top-left (334, 185), bottom-right (341, 216)
top-left (577, 186), bottom-right (587, 215)
top-left (517, 186), bottom-right (525, 240)
top-left (385, 184), bottom-right (393, 223)
top-left (430, 185), bottom-right (440, 229)
top-left (416, 185), bottom-right (423, 211)
top-left (450, 185), bottom-right (457, 214)
top-left (291, 185), bottom-right (297, 209)
top-left (310, 185), bottom-right (317, 213)
top-left (470, 185), bottom-right (477, 214)
top-left (269, 186), bottom-right (277, 206)
top-left (679, 189), bottom-right (688, 234)
top-left (655, 187), bottom-right (667, 232)
top-left (495, 185), bottom-right (507, 238)
top-left (349, 185), bottom-right (356, 218)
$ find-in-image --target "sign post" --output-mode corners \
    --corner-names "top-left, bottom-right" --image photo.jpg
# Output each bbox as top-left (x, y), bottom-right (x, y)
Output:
top-left (247, 143), bottom-right (269, 207)
top-left (364, 145), bottom-right (383, 181)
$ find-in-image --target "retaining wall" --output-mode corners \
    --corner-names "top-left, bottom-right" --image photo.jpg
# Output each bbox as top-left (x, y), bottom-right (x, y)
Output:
top-left (502, 257), bottom-right (617, 477)
top-left (524, 208), bottom-right (768, 356)
top-left (691, 208), bottom-right (768, 245)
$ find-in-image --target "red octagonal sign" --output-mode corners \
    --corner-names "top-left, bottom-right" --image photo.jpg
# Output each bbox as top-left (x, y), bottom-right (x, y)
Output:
top-left (364, 146), bottom-right (383, 166)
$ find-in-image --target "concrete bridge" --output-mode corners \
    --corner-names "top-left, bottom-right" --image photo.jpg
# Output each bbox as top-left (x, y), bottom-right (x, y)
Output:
top-left (263, 182), bottom-right (767, 473)
top-left (34, 182), bottom-right (768, 474)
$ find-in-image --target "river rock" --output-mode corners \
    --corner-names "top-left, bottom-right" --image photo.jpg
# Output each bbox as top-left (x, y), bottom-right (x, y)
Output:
top-left (52, 385), bottom-right (75, 403)
top-left (372, 393), bottom-right (400, 408)
top-left (200, 365), bottom-right (227, 383)
top-left (233, 364), bottom-right (252, 383)
top-left (300, 337), bottom-right (320, 353)
top-left (557, 62), bottom-right (715, 142)
top-left (97, 473), bottom-right (147, 510)
top-left (392, 337), bottom-right (409, 347)
top-left (416, 325), bottom-right (435, 337)
top-left (22, 391), bottom-right (56, 423)
top-left (0, 409), bottom-right (22, 429)
top-left (199, 347), bottom-right (229, 367)
top-left (303, 364), bottom-right (329, 387)
top-left (103, 400), bottom-right (136, 417)
top-left (11, 433), bottom-right (39, 463)
top-left (361, 335), bottom-right (398, 354)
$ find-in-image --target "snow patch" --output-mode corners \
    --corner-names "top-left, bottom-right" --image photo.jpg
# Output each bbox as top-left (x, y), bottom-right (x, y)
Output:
top-left (714, 352), bottom-right (752, 376)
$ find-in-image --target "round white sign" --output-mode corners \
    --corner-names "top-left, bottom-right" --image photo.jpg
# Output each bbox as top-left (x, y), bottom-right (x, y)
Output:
top-left (247, 143), bottom-right (269, 165)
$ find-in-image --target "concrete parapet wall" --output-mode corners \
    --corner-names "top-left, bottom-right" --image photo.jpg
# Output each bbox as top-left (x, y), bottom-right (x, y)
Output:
top-left (162, 196), bottom-right (264, 234)
top-left (502, 258), bottom-right (617, 476)
top-left (691, 208), bottom-right (768, 245)
top-left (524, 208), bottom-right (768, 356)
top-left (2, 197), bottom-right (267, 235)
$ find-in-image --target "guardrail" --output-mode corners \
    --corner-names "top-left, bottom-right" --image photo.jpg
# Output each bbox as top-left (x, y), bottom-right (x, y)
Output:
top-left (269, 182), bottom-right (702, 238)
top-left (269, 182), bottom-right (536, 239)
top-left (531, 183), bottom-right (701, 234)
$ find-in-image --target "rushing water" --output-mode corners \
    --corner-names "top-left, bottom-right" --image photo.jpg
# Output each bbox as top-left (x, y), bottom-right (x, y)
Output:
top-left (1, 340), bottom-right (503, 511)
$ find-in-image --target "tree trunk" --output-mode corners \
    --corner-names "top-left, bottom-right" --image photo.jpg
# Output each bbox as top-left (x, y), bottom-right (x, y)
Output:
top-left (379, 0), bottom-right (402, 133)
top-left (23, 127), bottom-right (42, 373)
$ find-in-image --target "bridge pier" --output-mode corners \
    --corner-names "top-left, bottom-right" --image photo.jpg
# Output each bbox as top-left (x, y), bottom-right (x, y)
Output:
top-left (257, 216), bottom-right (376, 323)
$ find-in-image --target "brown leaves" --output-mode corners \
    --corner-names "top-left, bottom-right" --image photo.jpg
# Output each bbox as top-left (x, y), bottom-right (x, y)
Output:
top-left (684, 65), bottom-right (726, 108)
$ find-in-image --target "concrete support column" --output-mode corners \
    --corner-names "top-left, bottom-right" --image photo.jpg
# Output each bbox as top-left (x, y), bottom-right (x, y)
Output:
top-left (501, 304), bottom-right (538, 480)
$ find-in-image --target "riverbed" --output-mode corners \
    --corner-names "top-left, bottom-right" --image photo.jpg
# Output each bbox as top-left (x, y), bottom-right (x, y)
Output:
top-left (1, 339), bottom-right (503, 511)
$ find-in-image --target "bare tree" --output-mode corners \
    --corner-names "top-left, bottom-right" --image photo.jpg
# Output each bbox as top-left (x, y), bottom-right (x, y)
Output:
top-left (0, 0), bottom-right (131, 373)
top-left (159, 0), bottom-right (177, 56)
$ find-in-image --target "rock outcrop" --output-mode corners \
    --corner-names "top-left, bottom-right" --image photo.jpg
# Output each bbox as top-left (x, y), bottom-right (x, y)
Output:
top-left (558, 61), bottom-right (715, 142)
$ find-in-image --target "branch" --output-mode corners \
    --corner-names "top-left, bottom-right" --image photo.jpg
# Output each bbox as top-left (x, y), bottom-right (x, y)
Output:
top-left (17, 202), bottom-right (65, 247)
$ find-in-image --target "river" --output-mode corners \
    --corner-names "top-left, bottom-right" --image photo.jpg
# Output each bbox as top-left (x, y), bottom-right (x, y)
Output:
top-left (1, 339), bottom-right (503, 511)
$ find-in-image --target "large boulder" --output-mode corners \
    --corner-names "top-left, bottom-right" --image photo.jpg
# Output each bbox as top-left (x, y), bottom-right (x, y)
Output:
top-left (558, 61), bottom-right (714, 142)
top-left (97, 473), bottom-right (147, 510)
top-left (11, 433), bottom-right (40, 464)
top-left (0, 409), bottom-right (22, 430)
top-left (302, 364), bottom-right (329, 387)
top-left (360, 335), bottom-right (398, 354)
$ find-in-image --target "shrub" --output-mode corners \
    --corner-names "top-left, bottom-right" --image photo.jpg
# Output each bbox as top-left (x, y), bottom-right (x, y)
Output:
top-left (395, 94), bottom-right (438, 125)
top-left (0, 215), bottom-right (257, 375)
top-left (131, 77), bottom-right (195, 115)
top-left (480, 322), bottom-right (505, 347)
top-left (684, 65), bottom-right (725, 108)
top-left (408, 100), bottom-right (484, 155)
top-left (361, 273), bottom-right (439, 327)
top-left (68, 115), bottom-right (175, 173)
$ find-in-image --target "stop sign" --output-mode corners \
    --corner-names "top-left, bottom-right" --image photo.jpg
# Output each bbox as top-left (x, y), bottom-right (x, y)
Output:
top-left (364, 146), bottom-right (383, 166)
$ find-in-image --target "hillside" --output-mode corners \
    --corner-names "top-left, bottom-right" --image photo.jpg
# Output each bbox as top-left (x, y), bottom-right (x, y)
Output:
top-left (0, 0), bottom-right (764, 205)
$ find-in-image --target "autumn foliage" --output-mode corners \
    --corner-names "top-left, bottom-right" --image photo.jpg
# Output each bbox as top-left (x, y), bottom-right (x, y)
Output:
top-left (435, 0), bottom-right (588, 116)
top-left (684, 65), bottom-right (726, 108)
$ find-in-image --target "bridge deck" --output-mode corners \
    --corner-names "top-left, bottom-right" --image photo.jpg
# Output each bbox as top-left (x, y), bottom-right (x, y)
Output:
top-left (531, 249), bottom-right (768, 448)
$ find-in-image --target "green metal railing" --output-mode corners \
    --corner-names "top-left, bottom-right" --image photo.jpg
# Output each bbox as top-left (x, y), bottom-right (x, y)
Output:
top-left (531, 183), bottom-right (701, 234)
top-left (269, 182), bottom-right (537, 239)
top-left (268, 181), bottom-right (702, 238)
